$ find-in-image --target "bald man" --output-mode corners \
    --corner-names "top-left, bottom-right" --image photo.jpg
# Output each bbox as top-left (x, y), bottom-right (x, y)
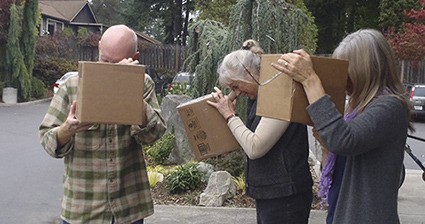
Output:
top-left (39, 25), bottom-right (166, 224)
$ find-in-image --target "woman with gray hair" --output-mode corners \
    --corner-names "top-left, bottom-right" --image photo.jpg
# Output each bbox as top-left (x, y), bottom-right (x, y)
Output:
top-left (273, 29), bottom-right (413, 224)
top-left (208, 42), bottom-right (313, 224)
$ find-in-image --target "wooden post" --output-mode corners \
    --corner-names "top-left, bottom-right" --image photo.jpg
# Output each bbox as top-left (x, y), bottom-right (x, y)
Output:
top-left (400, 60), bottom-right (405, 82)
top-left (175, 44), bottom-right (180, 73)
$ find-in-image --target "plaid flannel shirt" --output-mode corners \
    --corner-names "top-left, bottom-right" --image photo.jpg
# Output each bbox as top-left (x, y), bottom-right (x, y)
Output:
top-left (39, 73), bottom-right (166, 224)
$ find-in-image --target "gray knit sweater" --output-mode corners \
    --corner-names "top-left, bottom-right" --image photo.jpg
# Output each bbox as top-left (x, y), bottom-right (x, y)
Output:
top-left (307, 95), bottom-right (408, 224)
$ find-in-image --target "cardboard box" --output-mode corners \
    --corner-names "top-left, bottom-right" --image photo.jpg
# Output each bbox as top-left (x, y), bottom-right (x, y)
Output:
top-left (177, 95), bottom-right (241, 160)
top-left (77, 61), bottom-right (145, 125)
top-left (257, 54), bottom-right (348, 126)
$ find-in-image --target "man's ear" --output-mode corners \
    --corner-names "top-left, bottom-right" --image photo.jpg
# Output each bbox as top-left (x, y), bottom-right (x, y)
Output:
top-left (132, 51), bottom-right (140, 61)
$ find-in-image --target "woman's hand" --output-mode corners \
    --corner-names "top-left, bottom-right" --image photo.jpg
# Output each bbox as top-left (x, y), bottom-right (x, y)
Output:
top-left (272, 49), bottom-right (326, 104)
top-left (207, 87), bottom-right (236, 121)
top-left (271, 49), bottom-right (316, 85)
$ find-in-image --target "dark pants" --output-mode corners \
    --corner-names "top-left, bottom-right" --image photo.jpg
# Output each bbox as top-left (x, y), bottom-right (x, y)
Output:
top-left (255, 190), bottom-right (313, 224)
top-left (326, 156), bottom-right (346, 224)
top-left (62, 217), bottom-right (144, 224)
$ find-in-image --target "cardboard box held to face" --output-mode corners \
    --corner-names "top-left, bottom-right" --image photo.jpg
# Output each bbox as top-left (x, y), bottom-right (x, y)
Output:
top-left (257, 54), bottom-right (348, 126)
top-left (177, 95), bottom-right (240, 161)
top-left (77, 61), bottom-right (145, 125)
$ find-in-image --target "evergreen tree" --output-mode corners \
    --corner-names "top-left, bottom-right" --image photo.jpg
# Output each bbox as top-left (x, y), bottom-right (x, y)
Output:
top-left (185, 0), bottom-right (318, 120)
top-left (379, 0), bottom-right (419, 31)
top-left (224, 0), bottom-right (317, 54)
top-left (195, 0), bottom-right (238, 25)
top-left (185, 20), bottom-right (228, 98)
top-left (5, 3), bottom-right (30, 100)
top-left (305, 0), bottom-right (380, 54)
top-left (21, 0), bottom-right (40, 88)
top-left (3, 1), bottom-right (38, 101)
top-left (0, 0), bottom-right (14, 86)
top-left (90, 0), bottom-right (125, 26)
top-left (123, 0), bottom-right (194, 45)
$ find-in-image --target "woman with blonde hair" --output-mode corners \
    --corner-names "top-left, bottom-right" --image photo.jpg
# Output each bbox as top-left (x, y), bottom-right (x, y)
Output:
top-left (273, 29), bottom-right (413, 224)
top-left (208, 41), bottom-right (313, 224)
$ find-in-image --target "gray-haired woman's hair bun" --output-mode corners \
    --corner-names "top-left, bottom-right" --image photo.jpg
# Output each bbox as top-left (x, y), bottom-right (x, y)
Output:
top-left (242, 39), bottom-right (264, 55)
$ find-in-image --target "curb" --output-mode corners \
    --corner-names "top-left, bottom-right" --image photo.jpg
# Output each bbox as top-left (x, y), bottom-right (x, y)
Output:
top-left (0, 97), bottom-right (52, 107)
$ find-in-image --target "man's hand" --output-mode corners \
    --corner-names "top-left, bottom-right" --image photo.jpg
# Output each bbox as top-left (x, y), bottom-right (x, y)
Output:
top-left (117, 58), bottom-right (139, 65)
top-left (57, 101), bottom-right (93, 147)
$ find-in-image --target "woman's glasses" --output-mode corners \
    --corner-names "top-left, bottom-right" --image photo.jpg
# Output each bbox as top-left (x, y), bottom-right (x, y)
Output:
top-left (235, 57), bottom-right (283, 86)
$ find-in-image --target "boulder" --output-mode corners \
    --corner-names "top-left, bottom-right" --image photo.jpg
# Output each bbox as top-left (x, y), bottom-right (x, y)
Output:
top-left (160, 94), bottom-right (194, 164)
top-left (197, 162), bottom-right (215, 182)
top-left (199, 171), bottom-right (236, 207)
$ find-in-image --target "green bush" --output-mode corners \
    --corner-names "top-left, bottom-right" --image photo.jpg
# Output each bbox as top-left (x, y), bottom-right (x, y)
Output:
top-left (33, 57), bottom-right (78, 88)
top-left (165, 162), bottom-right (205, 194)
top-left (232, 173), bottom-right (246, 194)
top-left (145, 133), bottom-right (175, 165)
top-left (165, 82), bottom-right (191, 95)
top-left (30, 77), bottom-right (48, 99)
top-left (148, 171), bottom-right (164, 189)
top-left (33, 30), bottom-right (79, 93)
top-left (205, 150), bottom-right (245, 177)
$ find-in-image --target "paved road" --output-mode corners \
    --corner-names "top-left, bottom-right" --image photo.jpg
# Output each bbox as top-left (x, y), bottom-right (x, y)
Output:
top-left (0, 99), bottom-right (424, 223)
top-left (0, 100), bottom-right (63, 223)
top-left (406, 121), bottom-right (425, 170)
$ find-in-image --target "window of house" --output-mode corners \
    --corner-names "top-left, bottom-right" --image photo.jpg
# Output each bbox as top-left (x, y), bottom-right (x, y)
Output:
top-left (45, 19), bottom-right (64, 36)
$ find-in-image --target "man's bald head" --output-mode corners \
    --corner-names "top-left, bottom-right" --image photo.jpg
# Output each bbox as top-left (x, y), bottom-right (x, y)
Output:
top-left (98, 25), bottom-right (138, 63)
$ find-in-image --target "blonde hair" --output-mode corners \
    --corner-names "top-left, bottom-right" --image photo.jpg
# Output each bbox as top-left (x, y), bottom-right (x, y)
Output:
top-left (332, 29), bottom-right (405, 113)
top-left (333, 29), bottom-right (413, 130)
top-left (217, 40), bottom-right (264, 87)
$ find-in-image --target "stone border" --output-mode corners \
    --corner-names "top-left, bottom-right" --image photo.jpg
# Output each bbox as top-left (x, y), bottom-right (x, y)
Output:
top-left (0, 97), bottom-right (52, 107)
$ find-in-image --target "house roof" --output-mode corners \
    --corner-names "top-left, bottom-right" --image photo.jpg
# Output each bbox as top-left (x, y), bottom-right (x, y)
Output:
top-left (39, 0), bottom-right (161, 45)
top-left (135, 31), bottom-right (161, 45)
top-left (39, 0), bottom-right (94, 22)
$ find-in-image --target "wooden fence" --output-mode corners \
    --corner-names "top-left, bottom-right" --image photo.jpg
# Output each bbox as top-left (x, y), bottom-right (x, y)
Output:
top-left (399, 60), bottom-right (425, 84)
top-left (79, 46), bottom-right (98, 62)
top-left (77, 46), bottom-right (425, 84)
top-left (139, 44), bottom-right (187, 73)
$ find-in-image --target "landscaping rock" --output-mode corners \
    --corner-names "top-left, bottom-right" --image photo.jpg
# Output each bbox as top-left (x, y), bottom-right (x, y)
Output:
top-left (199, 171), bottom-right (236, 207)
top-left (160, 94), bottom-right (194, 164)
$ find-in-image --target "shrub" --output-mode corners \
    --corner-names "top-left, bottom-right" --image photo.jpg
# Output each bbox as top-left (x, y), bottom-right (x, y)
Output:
top-left (165, 82), bottom-right (191, 95)
top-left (145, 133), bottom-right (175, 165)
top-left (148, 171), bottom-right (164, 189)
top-left (232, 173), bottom-right (246, 194)
top-left (36, 30), bottom-right (78, 60)
top-left (147, 165), bottom-right (176, 176)
top-left (33, 57), bottom-right (78, 88)
top-left (165, 162), bottom-right (205, 194)
top-left (30, 77), bottom-right (48, 99)
top-left (205, 150), bottom-right (245, 177)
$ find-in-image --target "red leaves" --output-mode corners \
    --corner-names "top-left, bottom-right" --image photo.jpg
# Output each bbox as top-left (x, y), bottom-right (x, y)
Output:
top-left (385, 0), bottom-right (425, 60)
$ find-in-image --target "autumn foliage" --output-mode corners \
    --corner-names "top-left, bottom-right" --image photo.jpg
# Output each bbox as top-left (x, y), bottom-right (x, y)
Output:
top-left (385, 0), bottom-right (425, 60)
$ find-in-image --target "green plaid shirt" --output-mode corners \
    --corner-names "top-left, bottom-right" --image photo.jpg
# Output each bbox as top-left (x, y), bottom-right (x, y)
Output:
top-left (39, 74), bottom-right (166, 223)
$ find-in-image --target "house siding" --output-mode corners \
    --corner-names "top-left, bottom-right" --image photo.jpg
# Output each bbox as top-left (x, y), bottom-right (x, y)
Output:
top-left (72, 5), bottom-right (96, 24)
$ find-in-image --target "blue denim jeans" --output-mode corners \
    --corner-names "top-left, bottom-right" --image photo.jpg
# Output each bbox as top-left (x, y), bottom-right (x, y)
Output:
top-left (62, 217), bottom-right (144, 224)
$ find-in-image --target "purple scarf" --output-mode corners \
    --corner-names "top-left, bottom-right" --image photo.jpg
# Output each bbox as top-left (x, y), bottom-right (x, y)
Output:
top-left (317, 109), bottom-right (358, 208)
top-left (317, 88), bottom-right (393, 208)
